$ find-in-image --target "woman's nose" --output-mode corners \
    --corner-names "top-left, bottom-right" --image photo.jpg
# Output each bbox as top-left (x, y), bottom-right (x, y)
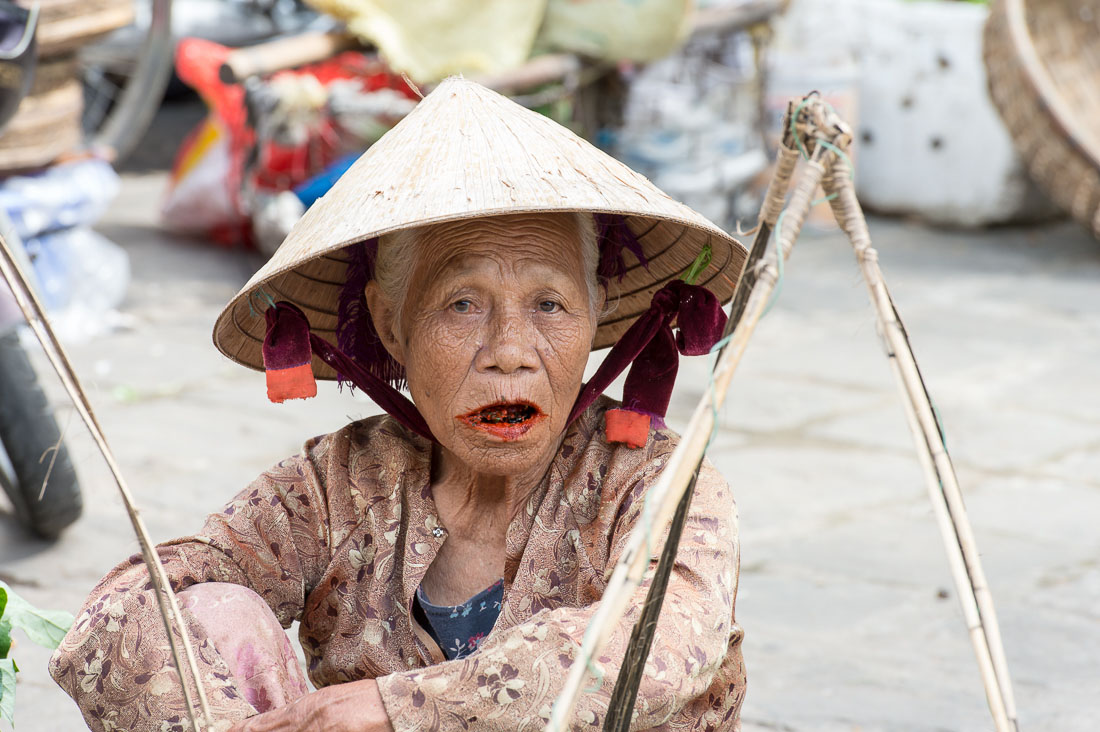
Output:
top-left (476, 307), bottom-right (539, 374)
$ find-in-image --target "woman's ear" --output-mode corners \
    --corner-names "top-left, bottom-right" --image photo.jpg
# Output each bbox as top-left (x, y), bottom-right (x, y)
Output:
top-left (364, 281), bottom-right (406, 366)
top-left (594, 285), bottom-right (608, 325)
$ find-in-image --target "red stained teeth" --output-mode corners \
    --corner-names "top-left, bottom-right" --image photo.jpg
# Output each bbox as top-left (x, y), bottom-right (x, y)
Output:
top-left (463, 402), bottom-right (540, 425)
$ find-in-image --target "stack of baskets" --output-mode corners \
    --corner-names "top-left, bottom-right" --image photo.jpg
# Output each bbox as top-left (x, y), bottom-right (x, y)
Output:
top-left (984, 0), bottom-right (1100, 239)
top-left (0, 0), bottom-right (134, 173)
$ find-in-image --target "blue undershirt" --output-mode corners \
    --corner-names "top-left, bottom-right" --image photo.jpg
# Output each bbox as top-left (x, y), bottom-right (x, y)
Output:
top-left (414, 579), bottom-right (504, 660)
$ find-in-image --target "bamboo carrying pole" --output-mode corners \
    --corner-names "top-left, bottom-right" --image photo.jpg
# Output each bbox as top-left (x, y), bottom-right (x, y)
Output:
top-left (548, 96), bottom-right (1018, 732)
top-left (0, 235), bottom-right (214, 732)
top-left (822, 160), bottom-right (1019, 732)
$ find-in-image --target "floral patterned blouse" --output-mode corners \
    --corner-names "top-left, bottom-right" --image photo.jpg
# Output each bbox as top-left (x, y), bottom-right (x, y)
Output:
top-left (49, 397), bottom-right (745, 732)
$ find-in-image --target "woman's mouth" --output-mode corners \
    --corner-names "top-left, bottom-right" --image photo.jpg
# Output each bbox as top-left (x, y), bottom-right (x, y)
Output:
top-left (457, 401), bottom-right (546, 440)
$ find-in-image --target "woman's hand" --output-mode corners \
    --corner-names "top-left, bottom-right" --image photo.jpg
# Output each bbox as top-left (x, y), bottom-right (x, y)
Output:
top-left (228, 678), bottom-right (394, 732)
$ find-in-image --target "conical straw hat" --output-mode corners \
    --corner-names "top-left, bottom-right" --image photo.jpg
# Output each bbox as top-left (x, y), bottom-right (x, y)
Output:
top-left (213, 77), bottom-right (747, 380)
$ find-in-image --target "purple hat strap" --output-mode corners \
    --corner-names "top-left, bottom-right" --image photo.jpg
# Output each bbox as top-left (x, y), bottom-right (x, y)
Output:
top-left (310, 331), bottom-right (435, 440)
top-left (566, 279), bottom-right (728, 440)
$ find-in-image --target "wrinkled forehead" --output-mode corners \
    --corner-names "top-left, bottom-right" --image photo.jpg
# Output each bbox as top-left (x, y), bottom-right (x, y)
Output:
top-left (413, 212), bottom-right (587, 279)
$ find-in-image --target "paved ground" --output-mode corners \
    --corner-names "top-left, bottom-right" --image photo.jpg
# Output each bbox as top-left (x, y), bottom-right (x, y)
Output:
top-left (1, 167), bottom-right (1098, 731)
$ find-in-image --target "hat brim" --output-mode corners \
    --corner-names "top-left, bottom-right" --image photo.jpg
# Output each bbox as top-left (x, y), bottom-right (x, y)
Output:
top-left (214, 208), bottom-right (745, 381)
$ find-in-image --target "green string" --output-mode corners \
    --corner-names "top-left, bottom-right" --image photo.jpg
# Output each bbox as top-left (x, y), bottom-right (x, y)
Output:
top-left (706, 332), bottom-right (734, 449)
top-left (760, 208), bottom-right (788, 317)
top-left (789, 95), bottom-right (816, 161)
top-left (247, 287), bottom-right (277, 317)
top-left (681, 243), bottom-right (712, 285)
top-left (815, 139), bottom-right (855, 181)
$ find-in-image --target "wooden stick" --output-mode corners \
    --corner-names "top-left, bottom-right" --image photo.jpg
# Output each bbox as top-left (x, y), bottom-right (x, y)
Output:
top-left (822, 162), bottom-right (1018, 732)
top-left (0, 234), bottom-right (214, 731)
top-left (219, 31), bottom-right (360, 84)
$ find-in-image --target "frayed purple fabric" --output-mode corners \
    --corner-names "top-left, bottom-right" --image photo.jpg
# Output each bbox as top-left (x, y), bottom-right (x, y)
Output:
top-left (568, 280), bottom-right (727, 426)
top-left (265, 301), bottom-right (433, 439)
top-left (336, 238), bottom-right (407, 390)
top-left (262, 303), bottom-right (312, 371)
top-left (595, 213), bottom-right (648, 282)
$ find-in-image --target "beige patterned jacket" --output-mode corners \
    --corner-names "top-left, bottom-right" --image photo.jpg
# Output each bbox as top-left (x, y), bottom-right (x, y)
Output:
top-left (50, 397), bottom-right (745, 731)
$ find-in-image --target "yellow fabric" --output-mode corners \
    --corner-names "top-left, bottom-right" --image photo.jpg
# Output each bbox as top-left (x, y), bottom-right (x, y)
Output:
top-left (305, 0), bottom-right (547, 84)
top-left (537, 0), bottom-right (694, 62)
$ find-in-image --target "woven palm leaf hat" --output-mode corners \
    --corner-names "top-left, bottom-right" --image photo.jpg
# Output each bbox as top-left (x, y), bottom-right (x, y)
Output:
top-left (213, 77), bottom-right (747, 442)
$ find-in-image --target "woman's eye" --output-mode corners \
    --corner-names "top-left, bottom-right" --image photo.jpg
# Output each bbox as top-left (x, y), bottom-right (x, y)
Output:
top-left (538, 300), bottom-right (560, 313)
top-left (452, 299), bottom-right (472, 313)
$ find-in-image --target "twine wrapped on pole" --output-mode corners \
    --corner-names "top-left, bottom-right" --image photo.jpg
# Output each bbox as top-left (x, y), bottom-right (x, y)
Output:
top-left (0, 234), bottom-right (214, 732)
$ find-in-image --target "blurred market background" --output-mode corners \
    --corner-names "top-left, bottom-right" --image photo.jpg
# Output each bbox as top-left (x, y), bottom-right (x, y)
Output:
top-left (0, 0), bottom-right (1097, 730)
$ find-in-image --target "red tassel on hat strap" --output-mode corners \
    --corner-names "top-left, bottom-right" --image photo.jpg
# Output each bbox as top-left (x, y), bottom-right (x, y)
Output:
top-left (263, 303), bottom-right (317, 403)
top-left (604, 409), bottom-right (651, 449)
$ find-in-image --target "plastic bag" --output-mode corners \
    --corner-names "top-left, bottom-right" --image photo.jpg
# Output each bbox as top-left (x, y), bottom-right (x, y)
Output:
top-left (160, 116), bottom-right (241, 241)
top-left (537, 0), bottom-right (694, 63)
top-left (305, 0), bottom-right (547, 83)
top-left (0, 158), bottom-right (119, 240)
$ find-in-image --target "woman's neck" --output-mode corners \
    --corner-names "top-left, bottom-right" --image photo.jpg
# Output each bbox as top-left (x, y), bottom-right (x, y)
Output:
top-left (429, 439), bottom-right (561, 530)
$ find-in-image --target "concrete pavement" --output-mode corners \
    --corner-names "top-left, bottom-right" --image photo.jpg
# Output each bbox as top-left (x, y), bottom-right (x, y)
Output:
top-left (2, 171), bottom-right (1097, 731)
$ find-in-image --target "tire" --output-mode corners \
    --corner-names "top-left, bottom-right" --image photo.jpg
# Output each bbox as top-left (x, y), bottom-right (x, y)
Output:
top-left (0, 332), bottom-right (81, 538)
top-left (79, 0), bottom-right (175, 162)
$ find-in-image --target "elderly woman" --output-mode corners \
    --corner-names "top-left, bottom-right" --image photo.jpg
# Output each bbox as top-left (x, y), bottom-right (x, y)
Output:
top-left (50, 79), bottom-right (748, 732)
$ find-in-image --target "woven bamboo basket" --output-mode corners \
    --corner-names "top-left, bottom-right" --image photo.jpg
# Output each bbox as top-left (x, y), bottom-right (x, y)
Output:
top-left (0, 56), bottom-right (82, 173)
top-left (23, 0), bottom-right (135, 55)
top-left (984, 0), bottom-right (1100, 238)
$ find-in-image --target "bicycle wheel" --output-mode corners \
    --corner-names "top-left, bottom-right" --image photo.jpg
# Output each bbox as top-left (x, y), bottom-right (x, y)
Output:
top-left (77, 0), bottom-right (174, 162)
top-left (0, 331), bottom-right (81, 538)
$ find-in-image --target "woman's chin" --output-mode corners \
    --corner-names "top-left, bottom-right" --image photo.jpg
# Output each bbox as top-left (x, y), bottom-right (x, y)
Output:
top-left (448, 422), bottom-right (562, 476)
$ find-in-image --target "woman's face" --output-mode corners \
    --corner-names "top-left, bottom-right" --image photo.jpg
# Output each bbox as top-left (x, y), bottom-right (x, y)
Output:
top-left (369, 213), bottom-right (598, 478)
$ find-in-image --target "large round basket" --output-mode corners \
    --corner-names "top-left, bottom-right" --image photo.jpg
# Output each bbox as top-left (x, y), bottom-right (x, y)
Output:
top-left (983, 0), bottom-right (1100, 238)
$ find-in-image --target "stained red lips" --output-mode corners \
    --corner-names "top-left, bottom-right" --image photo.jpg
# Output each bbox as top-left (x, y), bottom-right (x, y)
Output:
top-left (457, 401), bottom-right (546, 440)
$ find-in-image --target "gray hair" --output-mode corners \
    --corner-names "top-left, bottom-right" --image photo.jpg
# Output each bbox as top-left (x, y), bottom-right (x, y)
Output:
top-left (374, 212), bottom-right (601, 334)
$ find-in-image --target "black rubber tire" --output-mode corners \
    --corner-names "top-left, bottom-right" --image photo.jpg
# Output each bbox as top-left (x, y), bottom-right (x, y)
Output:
top-left (0, 332), bottom-right (81, 538)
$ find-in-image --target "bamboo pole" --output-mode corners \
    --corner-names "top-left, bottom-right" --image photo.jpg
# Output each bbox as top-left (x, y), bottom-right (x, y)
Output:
top-left (601, 112), bottom-right (804, 731)
top-left (822, 163), bottom-right (1018, 732)
top-left (0, 234), bottom-right (214, 732)
top-left (546, 109), bottom-right (834, 732)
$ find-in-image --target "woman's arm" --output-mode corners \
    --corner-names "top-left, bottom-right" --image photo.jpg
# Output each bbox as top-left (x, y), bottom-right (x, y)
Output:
top-left (227, 677), bottom-right (392, 732)
top-left (377, 457), bottom-right (743, 732)
top-left (48, 444), bottom-right (334, 732)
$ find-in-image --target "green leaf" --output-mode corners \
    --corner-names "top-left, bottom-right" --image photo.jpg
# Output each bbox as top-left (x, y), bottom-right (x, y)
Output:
top-left (0, 657), bottom-right (17, 728)
top-left (0, 586), bottom-right (7, 619)
top-left (0, 583), bottom-right (72, 650)
top-left (0, 619), bottom-right (11, 660)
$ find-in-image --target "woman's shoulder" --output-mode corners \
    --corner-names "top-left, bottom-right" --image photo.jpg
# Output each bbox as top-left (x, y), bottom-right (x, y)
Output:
top-left (298, 413), bottom-right (430, 518)
top-left (304, 413), bottom-right (430, 466)
top-left (567, 396), bottom-right (684, 471)
top-left (560, 396), bottom-right (728, 518)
